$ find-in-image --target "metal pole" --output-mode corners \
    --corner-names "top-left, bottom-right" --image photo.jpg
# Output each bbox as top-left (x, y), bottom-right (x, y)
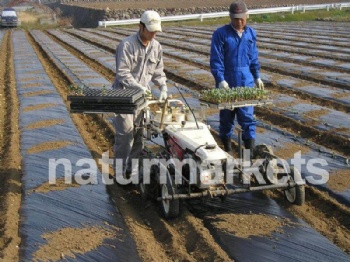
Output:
top-left (159, 99), bottom-right (169, 130)
top-left (237, 126), bottom-right (243, 163)
top-left (157, 182), bottom-right (297, 200)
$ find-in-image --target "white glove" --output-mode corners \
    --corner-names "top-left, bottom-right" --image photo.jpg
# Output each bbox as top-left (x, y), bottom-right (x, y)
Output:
top-left (159, 90), bottom-right (168, 101)
top-left (218, 80), bottom-right (229, 89)
top-left (137, 85), bottom-right (148, 94)
top-left (254, 78), bottom-right (264, 90)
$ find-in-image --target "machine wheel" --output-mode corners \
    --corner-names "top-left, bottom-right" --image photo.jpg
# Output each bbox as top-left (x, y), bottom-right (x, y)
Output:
top-left (253, 144), bottom-right (274, 159)
top-left (254, 144), bottom-right (278, 185)
top-left (139, 157), bottom-right (156, 201)
top-left (160, 170), bottom-right (180, 219)
top-left (284, 167), bottom-right (305, 205)
top-left (219, 196), bottom-right (227, 203)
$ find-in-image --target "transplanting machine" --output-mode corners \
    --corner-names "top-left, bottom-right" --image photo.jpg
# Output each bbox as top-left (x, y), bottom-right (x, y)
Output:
top-left (68, 86), bottom-right (305, 219)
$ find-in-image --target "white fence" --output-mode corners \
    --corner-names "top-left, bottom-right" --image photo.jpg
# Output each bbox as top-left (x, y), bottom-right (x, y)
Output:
top-left (98, 2), bottom-right (350, 28)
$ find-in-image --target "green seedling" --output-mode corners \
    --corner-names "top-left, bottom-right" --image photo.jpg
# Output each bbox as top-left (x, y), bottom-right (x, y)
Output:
top-left (200, 87), bottom-right (269, 104)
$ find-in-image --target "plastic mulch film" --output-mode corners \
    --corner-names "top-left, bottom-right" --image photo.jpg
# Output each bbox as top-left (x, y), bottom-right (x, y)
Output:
top-left (13, 30), bottom-right (140, 261)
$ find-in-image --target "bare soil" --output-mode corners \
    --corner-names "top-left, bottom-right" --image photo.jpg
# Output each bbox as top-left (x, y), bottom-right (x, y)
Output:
top-left (209, 213), bottom-right (292, 239)
top-left (0, 30), bottom-right (22, 261)
top-left (0, 1), bottom-right (350, 261)
top-left (29, 178), bottom-right (81, 194)
top-left (32, 226), bottom-right (119, 261)
top-left (328, 170), bottom-right (350, 192)
top-left (264, 187), bottom-right (350, 254)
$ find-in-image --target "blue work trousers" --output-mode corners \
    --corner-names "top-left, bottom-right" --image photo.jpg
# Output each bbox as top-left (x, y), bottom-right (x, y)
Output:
top-left (219, 106), bottom-right (256, 141)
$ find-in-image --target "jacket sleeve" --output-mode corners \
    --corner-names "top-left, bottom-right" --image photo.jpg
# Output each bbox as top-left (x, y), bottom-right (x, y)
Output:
top-left (210, 29), bottom-right (225, 87)
top-left (249, 29), bottom-right (261, 80)
top-left (151, 46), bottom-right (167, 92)
top-left (114, 41), bottom-right (144, 89)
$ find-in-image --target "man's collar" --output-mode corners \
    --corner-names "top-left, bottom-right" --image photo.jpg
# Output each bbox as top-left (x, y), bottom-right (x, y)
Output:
top-left (137, 31), bottom-right (145, 45)
top-left (230, 23), bottom-right (245, 33)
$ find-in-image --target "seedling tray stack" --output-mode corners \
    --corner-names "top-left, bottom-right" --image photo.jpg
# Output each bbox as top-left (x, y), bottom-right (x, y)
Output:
top-left (68, 87), bottom-right (146, 114)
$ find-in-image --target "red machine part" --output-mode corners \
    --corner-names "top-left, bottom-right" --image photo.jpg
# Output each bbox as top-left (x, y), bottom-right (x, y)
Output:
top-left (166, 135), bottom-right (184, 160)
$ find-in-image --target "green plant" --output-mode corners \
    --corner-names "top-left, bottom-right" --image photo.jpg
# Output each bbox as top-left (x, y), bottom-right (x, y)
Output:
top-left (67, 84), bottom-right (85, 95)
top-left (145, 90), bottom-right (153, 99)
top-left (182, 106), bottom-right (190, 113)
top-left (199, 87), bottom-right (269, 104)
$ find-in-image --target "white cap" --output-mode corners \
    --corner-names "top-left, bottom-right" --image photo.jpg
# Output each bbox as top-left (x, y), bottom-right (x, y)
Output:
top-left (140, 10), bottom-right (162, 32)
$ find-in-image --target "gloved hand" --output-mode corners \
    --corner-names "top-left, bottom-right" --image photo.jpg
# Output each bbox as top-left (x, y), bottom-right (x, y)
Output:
top-left (254, 78), bottom-right (264, 90)
top-left (159, 90), bottom-right (168, 101)
top-left (137, 85), bottom-right (148, 94)
top-left (218, 80), bottom-right (229, 89)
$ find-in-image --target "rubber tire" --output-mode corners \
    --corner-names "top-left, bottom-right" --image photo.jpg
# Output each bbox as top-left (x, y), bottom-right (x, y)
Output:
top-left (284, 167), bottom-right (305, 206)
top-left (139, 158), bottom-right (155, 201)
top-left (253, 144), bottom-right (274, 159)
top-left (160, 171), bottom-right (180, 219)
top-left (219, 196), bottom-right (227, 203)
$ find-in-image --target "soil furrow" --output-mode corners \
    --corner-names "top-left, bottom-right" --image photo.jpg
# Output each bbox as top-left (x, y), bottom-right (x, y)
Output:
top-left (266, 84), bottom-right (350, 114)
top-left (255, 107), bottom-right (350, 157)
top-left (264, 186), bottom-right (350, 254)
top-left (0, 30), bottom-right (22, 261)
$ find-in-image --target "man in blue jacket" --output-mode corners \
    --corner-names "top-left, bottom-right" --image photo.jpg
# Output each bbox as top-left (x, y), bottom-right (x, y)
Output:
top-left (210, 0), bottom-right (264, 157)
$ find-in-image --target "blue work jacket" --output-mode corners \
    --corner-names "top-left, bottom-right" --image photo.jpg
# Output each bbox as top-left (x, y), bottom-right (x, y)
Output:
top-left (210, 24), bottom-right (260, 88)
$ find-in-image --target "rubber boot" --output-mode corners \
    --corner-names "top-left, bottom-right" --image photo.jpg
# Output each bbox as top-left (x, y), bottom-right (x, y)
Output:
top-left (244, 139), bottom-right (255, 159)
top-left (221, 137), bottom-right (232, 153)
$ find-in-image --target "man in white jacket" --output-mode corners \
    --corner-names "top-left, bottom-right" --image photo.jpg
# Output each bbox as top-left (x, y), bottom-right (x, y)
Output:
top-left (113, 10), bottom-right (167, 180)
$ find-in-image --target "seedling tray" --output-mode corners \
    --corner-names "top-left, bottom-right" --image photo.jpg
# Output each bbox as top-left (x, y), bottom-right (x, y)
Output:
top-left (68, 87), bottom-right (144, 104)
top-left (68, 87), bottom-right (146, 114)
top-left (199, 99), bottom-right (273, 109)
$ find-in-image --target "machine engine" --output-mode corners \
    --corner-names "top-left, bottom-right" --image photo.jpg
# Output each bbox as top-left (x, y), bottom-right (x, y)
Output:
top-left (164, 121), bottom-right (227, 189)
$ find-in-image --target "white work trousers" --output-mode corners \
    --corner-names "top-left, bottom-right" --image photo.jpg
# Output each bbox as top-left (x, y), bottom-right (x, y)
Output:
top-left (113, 110), bottom-right (144, 175)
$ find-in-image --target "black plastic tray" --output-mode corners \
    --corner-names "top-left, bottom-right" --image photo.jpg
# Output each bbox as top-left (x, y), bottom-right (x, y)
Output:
top-left (67, 87), bottom-right (144, 104)
top-left (67, 87), bottom-right (146, 114)
top-left (70, 99), bottom-right (147, 114)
